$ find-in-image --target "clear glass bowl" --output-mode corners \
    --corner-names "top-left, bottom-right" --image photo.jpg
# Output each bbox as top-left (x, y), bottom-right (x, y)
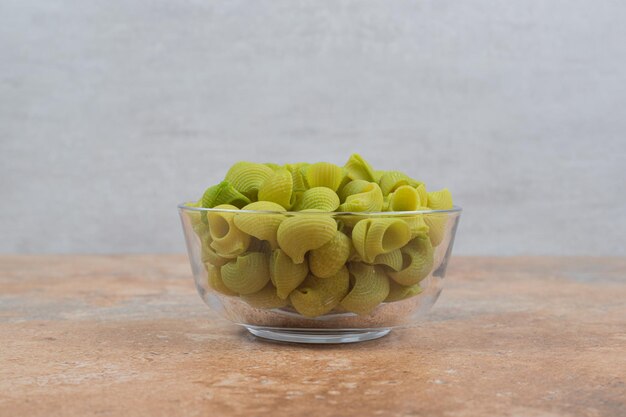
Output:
top-left (178, 204), bottom-right (461, 344)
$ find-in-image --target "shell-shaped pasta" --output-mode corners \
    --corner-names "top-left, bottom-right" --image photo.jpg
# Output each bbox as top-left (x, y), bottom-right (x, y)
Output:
top-left (184, 201), bottom-right (203, 228)
top-left (258, 169), bottom-right (295, 209)
top-left (194, 223), bottom-right (211, 243)
top-left (225, 162), bottom-right (274, 199)
top-left (277, 214), bottom-right (337, 263)
top-left (309, 230), bottom-right (352, 278)
top-left (285, 163), bottom-right (309, 193)
top-left (427, 188), bottom-right (453, 210)
top-left (240, 201), bottom-right (286, 212)
top-left (206, 264), bottom-right (237, 296)
top-left (340, 263), bottom-right (390, 315)
top-left (415, 184), bottom-right (428, 207)
top-left (338, 179), bottom-right (371, 202)
top-left (351, 218), bottom-right (411, 263)
top-left (221, 252), bottom-right (271, 295)
top-left (373, 170), bottom-right (385, 182)
top-left (388, 234), bottom-right (434, 286)
top-left (424, 212), bottom-right (448, 247)
top-left (232, 202), bottom-right (286, 249)
top-left (201, 181), bottom-right (251, 208)
top-left (382, 195), bottom-right (391, 212)
top-left (202, 241), bottom-right (230, 266)
top-left (269, 249), bottom-right (309, 299)
top-left (384, 280), bottom-right (423, 303)
top-left (388, 185), bottom-right (420, 211)
top-left (402, 214), bottom-right (430, 239)
top-left (293, 187), bottom-right (340, 212)
top-left (338, 182), bottom-right (384, 212)
top-left (337, 173), bottom-right (352, 195)
top-left (372, 249), bottom-right (403, 271)
top-left (241, 282), bottom-right (288, 309)
top-left (238, 201), bottom-right (285, 211)
top-left (207, 205), bottom-right (251, 258)
top-left (347, 241), bottom-right (363, 262)
top-left (424, 187), bottom-right (452, 247)
top-left (303, 162), bottom-right (346, 192)
top-left (344, 153), bottom-right (375, 182)
top-left (378, 171), bottom-right (420, 196)
top-left (289, 190), bottom-right (303, 208)
top-left (290, 267), bottom-right (350, 317)
top-left (191, 213), bottom-right (210, 241)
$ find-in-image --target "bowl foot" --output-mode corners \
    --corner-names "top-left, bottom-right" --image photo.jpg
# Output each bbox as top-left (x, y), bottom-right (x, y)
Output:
top-left (243, 326), bottom-right (391, 344)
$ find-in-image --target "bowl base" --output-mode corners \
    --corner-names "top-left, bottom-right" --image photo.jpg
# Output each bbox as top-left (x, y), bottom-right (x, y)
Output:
top-left (243, 326), bottom-right (391, 344)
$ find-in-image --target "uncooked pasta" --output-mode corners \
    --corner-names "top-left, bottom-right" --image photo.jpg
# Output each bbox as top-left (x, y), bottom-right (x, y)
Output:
top-left (187, 154), bottom-right (455, 317)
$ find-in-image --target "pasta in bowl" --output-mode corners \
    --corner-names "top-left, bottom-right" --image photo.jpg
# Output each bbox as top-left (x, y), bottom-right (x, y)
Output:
top-left (178, 155), bottom-right (461, 344)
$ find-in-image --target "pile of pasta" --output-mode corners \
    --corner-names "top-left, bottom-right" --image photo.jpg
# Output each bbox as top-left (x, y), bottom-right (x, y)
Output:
top-left (187, 154), bottom-right (454, 318)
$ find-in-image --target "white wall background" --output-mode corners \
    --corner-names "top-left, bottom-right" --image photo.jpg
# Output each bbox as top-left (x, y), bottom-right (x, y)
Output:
top-left (1, 0), bottom-right (625, 255)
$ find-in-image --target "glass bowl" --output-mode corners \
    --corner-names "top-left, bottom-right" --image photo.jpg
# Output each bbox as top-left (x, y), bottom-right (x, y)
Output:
top-left (178, 204), bottom-right (461, 344)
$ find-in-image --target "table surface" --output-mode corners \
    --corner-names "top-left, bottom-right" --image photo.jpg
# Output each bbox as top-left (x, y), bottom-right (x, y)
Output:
top-left (1, 256), bottom-right (624, 417)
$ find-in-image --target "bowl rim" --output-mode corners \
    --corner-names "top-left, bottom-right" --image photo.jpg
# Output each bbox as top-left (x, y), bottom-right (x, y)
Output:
top-left (177, 201), bottom-right (462, 216)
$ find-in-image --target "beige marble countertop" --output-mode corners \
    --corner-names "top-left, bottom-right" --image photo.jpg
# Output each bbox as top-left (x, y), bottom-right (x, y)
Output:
top-left (1, 256), bottom-right (624, 417)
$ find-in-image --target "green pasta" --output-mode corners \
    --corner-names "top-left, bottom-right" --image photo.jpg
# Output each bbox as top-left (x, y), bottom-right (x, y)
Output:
top-left (402, 214), bottom-right (430, 239)
top-left (352, 218), bottom-right (411, 263)
top-left (371, 249), bottom-right (404, 271)
top-left (378, 171), bottom-right (421, 196)
top-left (189, 211), bottom-right (216, 262)
top-left (340, 263), bottom-right (390, 315)
top-left (388, 185), bottom-right (420, 211)
top-left (372, 170), bottom-right (386, 182)
top-left (188, 154), bottom-right (456, 317)
top-left (415, 184), bottom-right (428, 207)
top-left (258, 168), bottom-right (295, 209)
top-left (303, 162), bottom-right (346, 192)
top-left (240, 282), bottom-right (288, 309)
top-left (425, 190), bottom-right (453, 247)
top-left (338, 182), bottom-right (384, 212)
top-left (232, 201), bottom-right (286, 249)
top-left (293, 187), bottom-right (340, 212)
top-left (344, 153), bottom-right (376, 182)
top-left (225, 162), bottom-right (274, 200)
top-left (201, 181), bottom-right (251, 209)
top-left (284, 162), bottom-right (309, 193)
top-left (202, 240), bottom-right (230, 267)
top-left (207, 204), bottom-right (251, 258)
top-left (206, 264), bottom-right (237, 296)
top-left (427, 188), bottom-right (453, 210)
top-left (221, 252), bottom-right (271, 295)
top-left (184, 201), bottom-right (204, 228)
top-left (269, 249), bottom-right (309, 299)
top-left (277, 213), bottom-right (337, 263)
top-left (382, 194), bottom-right (391, 212)
top-left (424, 213), bottom-right (448, 247)
top-left (384, 280), bottom-right (423, 302)
top-left (290, 267), bottom-right (350, 317)
top-left (309, 230), bottom-right (352, 278)
top-left (388, 234), bottom-right (434, 286)
top-left (338, 179), bottom-right (371, 202)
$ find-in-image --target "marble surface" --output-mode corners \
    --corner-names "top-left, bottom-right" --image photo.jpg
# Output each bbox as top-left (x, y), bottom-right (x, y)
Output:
top-left (1, 255), bottom-right (625, 417)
